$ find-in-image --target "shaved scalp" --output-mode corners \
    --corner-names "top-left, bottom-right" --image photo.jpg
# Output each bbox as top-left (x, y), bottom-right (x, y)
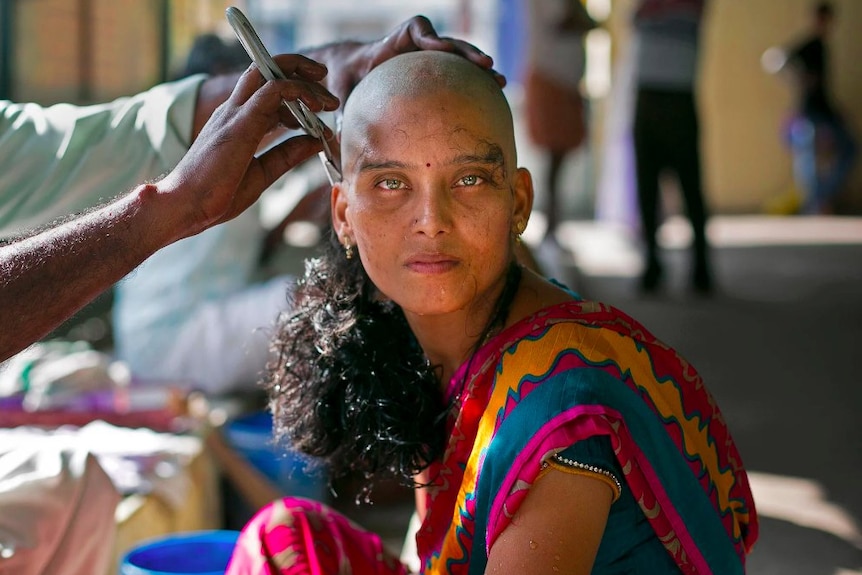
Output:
top-left (340, 51), bottom-right (516, 168)
top-left (346, 51), bottom-right (507, 107)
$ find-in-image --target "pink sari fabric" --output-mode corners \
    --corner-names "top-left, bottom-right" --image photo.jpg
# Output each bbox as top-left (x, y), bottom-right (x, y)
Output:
top-left (225, 497), bottom-right (409, 575)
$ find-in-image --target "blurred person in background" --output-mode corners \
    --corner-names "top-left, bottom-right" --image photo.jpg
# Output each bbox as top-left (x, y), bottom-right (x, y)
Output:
top-left (764, 1), bottom-right (857, 215)
top-left (523, 0), bottom-right (596, 277)
top-left (110, 30), bottom-right (289, 397)
top-left (175, 33), bottom-right (251, 79)
top-left (631, 0), bottom-right (713, 294)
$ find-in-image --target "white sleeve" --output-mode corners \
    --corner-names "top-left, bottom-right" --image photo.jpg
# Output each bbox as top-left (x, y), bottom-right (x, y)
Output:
top-left (0, 74), bottom-right (206, 238)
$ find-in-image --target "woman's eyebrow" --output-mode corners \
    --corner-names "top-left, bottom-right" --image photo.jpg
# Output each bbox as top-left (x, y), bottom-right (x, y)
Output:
top-left (357, 159), bottom-right (411, 172)
top-left (450, 145), bottom-right (505, 168)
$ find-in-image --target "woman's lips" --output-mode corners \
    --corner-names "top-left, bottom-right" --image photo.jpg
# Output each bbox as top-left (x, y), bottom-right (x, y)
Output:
top-left (405, 254), bottom-right (459, 274)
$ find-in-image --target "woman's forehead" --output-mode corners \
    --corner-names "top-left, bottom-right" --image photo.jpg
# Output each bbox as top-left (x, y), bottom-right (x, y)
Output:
top-left (342, 93), bottom-right (512, 171)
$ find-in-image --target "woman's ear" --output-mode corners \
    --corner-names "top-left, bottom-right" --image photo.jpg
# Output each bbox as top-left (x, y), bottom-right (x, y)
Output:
top-left (512, 167), bottom-right (534, 229)
top-left (330, 181), bottom-right (351, 242)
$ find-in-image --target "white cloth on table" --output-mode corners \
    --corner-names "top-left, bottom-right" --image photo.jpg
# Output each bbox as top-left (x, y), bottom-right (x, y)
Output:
top-left (0, 422), bottom-right (207, 575)
top-left (0, 449), bottom-right (119, 575)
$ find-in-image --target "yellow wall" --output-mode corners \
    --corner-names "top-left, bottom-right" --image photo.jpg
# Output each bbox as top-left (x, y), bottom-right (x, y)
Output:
top-left (608, 0), bottom-right (862, 213)
top-left (15, 0), bottom-right (87, 103)
top-left (10, 0), bottom-right (236, 104)
top-left (88, 0), bottom-right (162, 100)
top-left (14, 0), bottom-right (162, 104)
top-left (701, 0), bottom-right (862, 211)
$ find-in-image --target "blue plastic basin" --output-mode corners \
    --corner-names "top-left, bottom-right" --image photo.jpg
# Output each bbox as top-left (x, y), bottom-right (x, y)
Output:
top-left (119, 530), bottom-right (240, 575)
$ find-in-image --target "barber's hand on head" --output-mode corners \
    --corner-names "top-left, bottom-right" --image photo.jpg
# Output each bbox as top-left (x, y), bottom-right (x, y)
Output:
top-left (315, 15), bottom-right (506, 106)
top-left (158, 55), bottom-right (339, 241)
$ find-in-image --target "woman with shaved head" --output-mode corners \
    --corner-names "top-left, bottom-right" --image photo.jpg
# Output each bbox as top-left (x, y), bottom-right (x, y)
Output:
top-left (226, 51), bottom-right (758, 575)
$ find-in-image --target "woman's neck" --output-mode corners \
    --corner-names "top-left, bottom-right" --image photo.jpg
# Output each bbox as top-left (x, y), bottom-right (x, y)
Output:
top-left (405, 306), bottom-right (497, 385)
top-left (418, 270), bottom-right (575, 382)
top-left (404, 270), bottom-right (512, 385)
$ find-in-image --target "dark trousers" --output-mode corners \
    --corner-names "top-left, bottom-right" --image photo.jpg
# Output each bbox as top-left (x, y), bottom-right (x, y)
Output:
top-left (633, 88), bottom-right (709, 274)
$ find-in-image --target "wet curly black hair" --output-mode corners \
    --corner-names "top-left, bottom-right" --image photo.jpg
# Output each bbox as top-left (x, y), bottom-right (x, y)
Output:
top-left (265, 230), bottom-right (521, 490)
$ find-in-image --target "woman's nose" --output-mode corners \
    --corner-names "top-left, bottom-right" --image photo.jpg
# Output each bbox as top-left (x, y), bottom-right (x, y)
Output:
top-left (411, 184), bottom-right (453, 237)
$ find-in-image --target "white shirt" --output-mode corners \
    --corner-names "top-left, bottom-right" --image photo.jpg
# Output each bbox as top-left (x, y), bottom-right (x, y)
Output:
top-left (0, 75), bottom-right (203, 237)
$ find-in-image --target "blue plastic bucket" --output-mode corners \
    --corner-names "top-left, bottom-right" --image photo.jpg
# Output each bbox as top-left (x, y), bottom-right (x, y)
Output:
top-left (119, 530), bottom-right (239, 575)
top-left (223, 411), bottom-right (327, 501)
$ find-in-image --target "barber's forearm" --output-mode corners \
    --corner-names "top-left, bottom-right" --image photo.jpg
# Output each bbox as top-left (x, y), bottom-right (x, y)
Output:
top-left (0, 185), bottom-right (183, 362)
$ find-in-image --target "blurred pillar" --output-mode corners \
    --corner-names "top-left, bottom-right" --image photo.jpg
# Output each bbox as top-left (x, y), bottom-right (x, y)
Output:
top-left (159, 0), bottom-right (171, 83)
top-left (77, 0), bottom-right (92, 102)
top-left (0, 0), bottom-right (13, 100)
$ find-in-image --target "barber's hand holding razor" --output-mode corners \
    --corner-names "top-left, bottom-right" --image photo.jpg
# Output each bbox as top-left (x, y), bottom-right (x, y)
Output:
top-left (0, 55), bottom-right (338, 362)
top-left (162, 55), bottom-right (339, 239)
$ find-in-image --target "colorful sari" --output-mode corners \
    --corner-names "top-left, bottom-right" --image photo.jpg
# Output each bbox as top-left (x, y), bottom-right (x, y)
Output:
top-left (226, 299), bottom-right (758, 574)
top-left (417, 299), bottom-right (758, 574)
top-left (226, 497), bottom-right (408, 575)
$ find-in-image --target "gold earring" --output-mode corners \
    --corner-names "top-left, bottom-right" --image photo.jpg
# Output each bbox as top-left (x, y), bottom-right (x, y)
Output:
top-left (514, 221), bottom-right (526, 243)
top-left (344, 241), bottom-right (354, 260)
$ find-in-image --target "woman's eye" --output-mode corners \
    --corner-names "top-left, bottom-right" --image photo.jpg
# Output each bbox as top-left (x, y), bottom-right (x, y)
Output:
top-left (457, 174), bottom-right (483, 187)
top-left (378, 178), bottom-right (404, 190)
